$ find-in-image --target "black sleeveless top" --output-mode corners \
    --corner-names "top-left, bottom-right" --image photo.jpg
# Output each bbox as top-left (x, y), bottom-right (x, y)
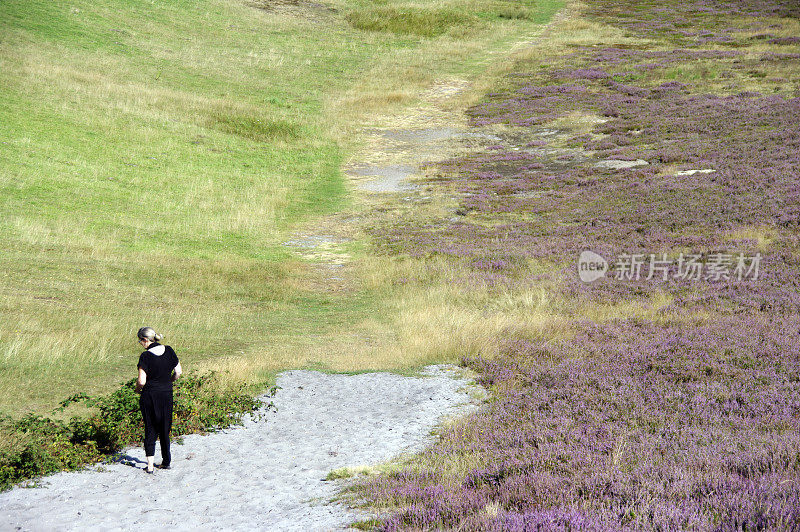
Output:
top-left (137, 343), bottom-right (179, 393)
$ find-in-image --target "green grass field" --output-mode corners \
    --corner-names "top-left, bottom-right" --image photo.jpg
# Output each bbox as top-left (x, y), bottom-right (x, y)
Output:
top-left (0, 0), bottom-right (563, 415)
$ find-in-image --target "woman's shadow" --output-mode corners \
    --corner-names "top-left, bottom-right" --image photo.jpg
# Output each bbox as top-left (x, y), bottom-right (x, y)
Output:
top-left (109, 453), bottom-right (146, 469)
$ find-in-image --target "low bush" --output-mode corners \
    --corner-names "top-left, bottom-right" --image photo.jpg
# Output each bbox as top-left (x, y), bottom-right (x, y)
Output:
top-left (208, 111), bottom-right (300, 142)
top-left (345, 6), bottom-right (473, 38)
top-left (0, 372), bottom-right (269, 491)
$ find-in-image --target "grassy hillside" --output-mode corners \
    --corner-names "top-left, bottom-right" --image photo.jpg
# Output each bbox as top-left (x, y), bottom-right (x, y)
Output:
top-left (0, 0), bottom-right (563, 414)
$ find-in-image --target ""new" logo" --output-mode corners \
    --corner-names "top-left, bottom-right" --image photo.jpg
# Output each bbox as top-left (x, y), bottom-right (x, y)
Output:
top-left (578, 251), bottom-right (608, 283)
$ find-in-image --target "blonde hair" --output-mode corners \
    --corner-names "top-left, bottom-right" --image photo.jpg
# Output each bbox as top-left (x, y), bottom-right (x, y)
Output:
top-left (137, 327), bottom-right (163, 343)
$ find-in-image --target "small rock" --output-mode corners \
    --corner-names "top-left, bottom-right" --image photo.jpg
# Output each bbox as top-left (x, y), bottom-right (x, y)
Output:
top-left (594, 159), bottom-right (650, 170)
top-left (674, 168), bottom-right (716, 176)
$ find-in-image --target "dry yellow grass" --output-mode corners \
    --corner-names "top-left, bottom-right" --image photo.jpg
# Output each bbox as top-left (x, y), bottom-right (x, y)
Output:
top-left (334, 0), bottom-right (697, 385)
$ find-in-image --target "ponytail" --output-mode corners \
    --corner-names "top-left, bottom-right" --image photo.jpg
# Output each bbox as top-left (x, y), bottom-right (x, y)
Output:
top-left (137, 327), bottom-right (164, 343)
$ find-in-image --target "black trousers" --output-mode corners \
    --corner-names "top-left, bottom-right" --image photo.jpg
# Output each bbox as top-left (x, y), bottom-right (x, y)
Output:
top-left (140, 389), bottom-right (173, 464)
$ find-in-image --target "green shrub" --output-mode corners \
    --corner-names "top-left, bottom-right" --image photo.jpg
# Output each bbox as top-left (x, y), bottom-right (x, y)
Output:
top-left (0, 372), bottom-right (270, 491)
top-left (208, 112), bottom-right (300, 142)
top-left (494, 5), bottom-right (535, 20)
top-left (0, 414), bottom-right (101, 487)
top-left (345, 6), bottom-right (474, 38)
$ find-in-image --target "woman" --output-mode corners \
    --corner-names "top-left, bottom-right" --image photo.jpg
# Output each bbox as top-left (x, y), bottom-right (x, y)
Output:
top-left (134, 327), bottom-right (182, 474)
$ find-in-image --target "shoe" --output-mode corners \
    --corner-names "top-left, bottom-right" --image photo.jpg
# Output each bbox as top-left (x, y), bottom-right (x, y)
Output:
top-left (144, 466), bottom-right (154, 474)
top-left (156, 463), bottom-right (171, 470)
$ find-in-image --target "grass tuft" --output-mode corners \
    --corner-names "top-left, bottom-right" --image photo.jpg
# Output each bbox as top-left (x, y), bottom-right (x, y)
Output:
top-left (345, 6), bottom-right (473, 37)
top-left (207, 111), bottom-right (300, 142)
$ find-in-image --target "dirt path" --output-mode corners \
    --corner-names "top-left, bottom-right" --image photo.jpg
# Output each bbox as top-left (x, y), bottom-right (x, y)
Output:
top-left (0, 367), bottom-right (480, 531)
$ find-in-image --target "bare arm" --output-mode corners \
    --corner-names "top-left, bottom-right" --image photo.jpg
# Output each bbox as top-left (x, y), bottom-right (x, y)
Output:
top-left (172, 362), bottom-right (183, 382)
top-left (135, 368), bottom-right (147, 394)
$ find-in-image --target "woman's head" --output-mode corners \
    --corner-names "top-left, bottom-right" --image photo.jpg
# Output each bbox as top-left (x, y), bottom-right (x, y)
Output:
top-left (137, 327), bottom-right (163, 344)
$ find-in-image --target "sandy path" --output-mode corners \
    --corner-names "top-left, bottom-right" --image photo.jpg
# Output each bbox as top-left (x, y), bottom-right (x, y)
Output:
top-left (0, 366), bottom-right (479, 531)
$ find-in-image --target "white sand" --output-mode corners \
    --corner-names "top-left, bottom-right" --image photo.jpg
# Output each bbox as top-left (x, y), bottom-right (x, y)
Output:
top-left (0, 366), bottom-right (480, 531)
